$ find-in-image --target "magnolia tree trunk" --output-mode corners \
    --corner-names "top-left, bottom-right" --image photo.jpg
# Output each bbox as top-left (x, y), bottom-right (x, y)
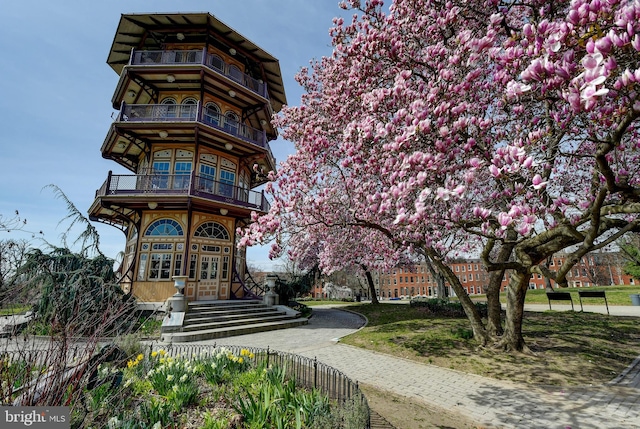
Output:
top-left (482, 233), bottom-right (516, 337)
top-left (422, 256), bottom-right (448, 299)
top-left (436, 275), bottom-right (447, 300)
top-left (544, 276), bottom-right (554, 292)
top-left (430, 256), bottom-right (489, 345)
top-left (485, 271), bottom-right (505, 337)
top-left (498, 270), bottom-right (530, 352)
top-left (544, 257), bottom-right (555, 292)
top-left (363, 269), bottom-right (379, 304)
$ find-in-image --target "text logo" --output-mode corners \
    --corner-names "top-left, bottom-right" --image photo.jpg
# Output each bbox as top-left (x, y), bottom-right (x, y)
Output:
top-left (1, 407), bottom-right (69, 428)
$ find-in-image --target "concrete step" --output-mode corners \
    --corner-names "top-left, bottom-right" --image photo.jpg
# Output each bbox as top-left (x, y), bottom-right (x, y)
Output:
top-left (161, 318), bottom-right (308, 343)
top-left (185, 306), bottom-right (279, 318)
top-left (185, 310), bottom-right (286, 325)
top-left (161, 300), bottom-right (305, 342)
top-left (187, 299), bottom-right (262, 310)
top-left (181, 313), bottom-right (293, 332)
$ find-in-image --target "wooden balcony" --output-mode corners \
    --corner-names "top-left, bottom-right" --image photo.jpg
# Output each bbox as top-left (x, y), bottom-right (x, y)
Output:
top-left (93, 172), bottom-right (270, 213)
top-left (120, 102), bottom-right (269, 150)
top-left (105, 102), bottom-right (276, 175)
top-left (130, 49), bottom-right (269, 99)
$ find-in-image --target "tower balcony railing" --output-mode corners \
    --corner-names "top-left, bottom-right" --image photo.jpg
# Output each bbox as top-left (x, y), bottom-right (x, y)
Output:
top-left (96, 171), bottom-right (271, 212)
top-left (130, 49), bottom-right (268, 99)
top-left (119, 102), bottom-right (275, 165)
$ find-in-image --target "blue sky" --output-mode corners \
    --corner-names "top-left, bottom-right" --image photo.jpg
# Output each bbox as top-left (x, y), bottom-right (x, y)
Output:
top-left (0, 1), bottom-right (347, 270)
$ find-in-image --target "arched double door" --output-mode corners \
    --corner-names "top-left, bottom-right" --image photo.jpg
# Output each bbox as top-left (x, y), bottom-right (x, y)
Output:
top-left (191, 220), bottom-right (232, 301)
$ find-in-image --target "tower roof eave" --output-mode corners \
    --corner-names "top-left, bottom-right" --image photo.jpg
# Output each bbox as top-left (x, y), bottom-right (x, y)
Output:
top-left (106, 12), bottom-right (287, 112)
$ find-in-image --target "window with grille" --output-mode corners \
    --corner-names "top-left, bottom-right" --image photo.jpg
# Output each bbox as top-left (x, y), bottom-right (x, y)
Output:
top-left (194, 222), bottom-right (229, 240)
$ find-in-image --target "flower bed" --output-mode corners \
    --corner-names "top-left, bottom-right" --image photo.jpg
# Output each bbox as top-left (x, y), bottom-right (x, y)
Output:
top-left (75, 346), bottom-right (369, 428)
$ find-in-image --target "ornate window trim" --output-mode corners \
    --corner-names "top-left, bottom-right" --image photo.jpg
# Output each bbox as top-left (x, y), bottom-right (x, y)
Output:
top-left (145, 219), bottom-right (184, 236)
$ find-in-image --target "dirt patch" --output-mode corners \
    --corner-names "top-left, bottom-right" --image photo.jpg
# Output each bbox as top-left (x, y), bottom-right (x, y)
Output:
top-left (361, 384), bottom-right (477, 429)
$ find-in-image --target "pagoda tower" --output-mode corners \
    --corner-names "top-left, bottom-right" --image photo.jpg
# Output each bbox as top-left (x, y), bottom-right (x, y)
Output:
top-left (89, 13), bottom-right (285, 304)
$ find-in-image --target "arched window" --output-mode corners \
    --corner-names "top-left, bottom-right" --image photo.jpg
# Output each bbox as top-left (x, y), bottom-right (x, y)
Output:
top-left (208, 54), bottom-right (224, 73)
top-left (228, 64), bottom-right (243, 83)
top-left (160, 97), bottom-right (177, 118)
top-left (238, 170), bottom-right (249, 202)
top-left (145, 219), bottom-right (184, 236)
top-left (204, 102), bottom-right (221, 127)
top-left (194, 222), bottom-right (229, 240)
top-left (180, 97), bottom-right (198, 119)
top-left (223, 111), bottom-right (239, 136)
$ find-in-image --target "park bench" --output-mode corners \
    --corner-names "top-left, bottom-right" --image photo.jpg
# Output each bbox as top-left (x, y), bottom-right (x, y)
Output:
top-left (578, 290), bottom-right (609, 315)
top-left (546, 292), bottom-right (574, 311)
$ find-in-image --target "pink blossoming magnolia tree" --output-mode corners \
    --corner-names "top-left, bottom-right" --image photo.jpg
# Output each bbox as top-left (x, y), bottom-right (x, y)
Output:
top-left (242, 0), bottom-right (640, 352)
top-left (285, 225), bottom-right (402, 304)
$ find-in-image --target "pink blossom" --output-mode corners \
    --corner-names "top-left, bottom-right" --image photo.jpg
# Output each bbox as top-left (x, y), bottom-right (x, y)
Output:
top-left (497, 212), bottom-right (513, 230)
top-left (532, 174), bottom-right (548, 190)
top-left (506, 81), bottom-right (532, 98)
top-left (435, 187), bottom-right (450, 201)
top-left (581, 52), bottom-right (603, 71)
top-left (473, 207), bottom-right (491, 219)
top-left (516, 222), bottom-right (533, 236)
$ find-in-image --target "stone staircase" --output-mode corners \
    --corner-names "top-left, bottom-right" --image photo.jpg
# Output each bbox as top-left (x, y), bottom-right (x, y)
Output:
top-left (160, 300), bottom-right (308, 343)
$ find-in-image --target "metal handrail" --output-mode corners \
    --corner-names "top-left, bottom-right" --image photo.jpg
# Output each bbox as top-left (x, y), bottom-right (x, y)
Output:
top-left (200, 106), bottom-right (266, 148)
top-left (131, 49), bottom-right (268, 99)
top-left (120, 103), bottom-right (268, 149)
top-left (97, 173), bottom-right (270, 212)
top-left (122, 104), bottom-right (197, 122)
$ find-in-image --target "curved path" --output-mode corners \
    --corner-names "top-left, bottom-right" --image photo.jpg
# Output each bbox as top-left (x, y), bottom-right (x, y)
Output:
top-left (167, 305), bottom-right (640, 429)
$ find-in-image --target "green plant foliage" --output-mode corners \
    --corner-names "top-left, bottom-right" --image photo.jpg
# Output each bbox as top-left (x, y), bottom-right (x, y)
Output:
top-left (0, 357), bottom-right (31, 393)
top-left (139, 397), bottom-right (172, 427)
top-left (621, 240), bottom-right (640, 280)
top-left (114, 333), bottom-right (145, 359)
top-left (138, 317), bottom-right (163, 337)
top-left (60, 347), bottom-right (367, 429)
top-left (144, 353), bottom-right (198, 404)
top-left (451, 327), bottom-right (474, 340)
top-left (196, 347), bottom-right (253, 385)
top-left (230, 363), bottom-right (358, 429)
top-left (409, 297), bottom-right (488, 318)
top-left (311, 393), bottom-right (368, 429)
top-left (202, 411), bottom-right (231, 429)
top-left (288, 300), bottom-right (311, 318)
top-left (275, 266), bottom-right (318, 303)
top-left (18, 247), bottom-right (135, 337)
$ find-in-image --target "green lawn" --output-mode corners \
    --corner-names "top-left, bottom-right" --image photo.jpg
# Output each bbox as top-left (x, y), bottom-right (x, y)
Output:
top-left (471, 285), bottom-right (640, 306)
top-left (339, 301), bottom-right (640, 386)
top-left (0, 304), bottom-right (30, 316)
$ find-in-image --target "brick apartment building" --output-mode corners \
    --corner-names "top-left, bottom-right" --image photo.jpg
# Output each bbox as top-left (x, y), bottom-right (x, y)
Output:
top-left (374, 252), bottom-right (635, 299)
